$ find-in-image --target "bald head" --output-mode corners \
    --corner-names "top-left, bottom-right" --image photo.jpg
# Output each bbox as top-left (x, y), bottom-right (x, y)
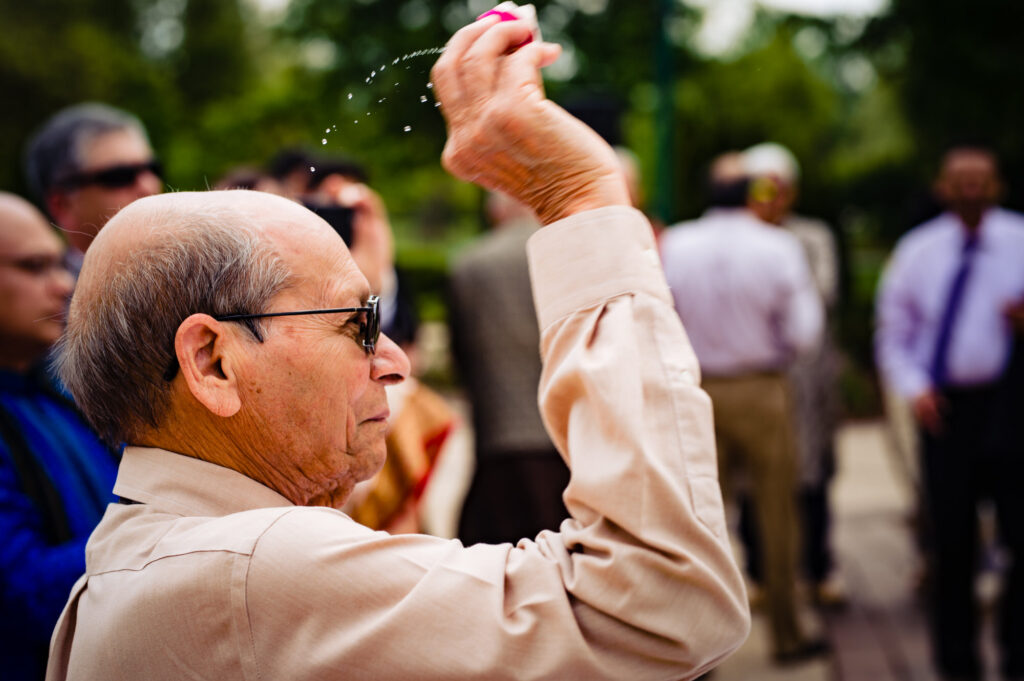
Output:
top-left (78, 191), bottom-right (323, 306)
top-left (0, 192), bottom-right (74, 370)
top-left (58, 190), bottom-right (321, 443)
top-left (0, 193), bottom-right (51, 242)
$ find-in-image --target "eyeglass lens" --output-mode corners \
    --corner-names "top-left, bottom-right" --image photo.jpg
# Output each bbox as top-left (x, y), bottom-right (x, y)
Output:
top-left (65, 160), bottom-right (163, 189)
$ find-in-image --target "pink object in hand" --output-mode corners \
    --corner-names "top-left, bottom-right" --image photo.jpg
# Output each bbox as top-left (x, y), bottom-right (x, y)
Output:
top-left (477, 9), bottom-right (534, 46)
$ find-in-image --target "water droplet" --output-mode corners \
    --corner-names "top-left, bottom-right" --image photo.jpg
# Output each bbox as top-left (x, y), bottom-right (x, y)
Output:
top-left (371, 70), bottom-right (376, 78)
top-left (378, 98), bottom-right (385, 103)
top-left (321, 138), bottom-right (327, 145)
top-left (434, 102), bottom-right (442, 108)
top-left (347, 93), bottom-right (353, 100)
top-left (309, 166), bottom-right (316, 172)
top-left (420, 95), bottom-right (428, 103)
top-left (403, 126), bottom-right (412, 132)
top-left (380, 64), bottom-right (386, 71)
top-left (426, 82), bottom-right (434, 89)
top-left (365, 77), bottom-right (371, 84)
top-left (366, 112), bottom-right (372, 116)
top-left (392, 58), bottom-right (399, 65)
top-left (354, 120), bottom-right (359, 124)
top-left (325, 128), bottom-right (330, 133)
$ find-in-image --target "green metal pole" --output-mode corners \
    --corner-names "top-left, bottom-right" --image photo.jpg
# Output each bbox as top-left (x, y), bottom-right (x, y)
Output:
top-left (653, 0), bottom-right (675, 224)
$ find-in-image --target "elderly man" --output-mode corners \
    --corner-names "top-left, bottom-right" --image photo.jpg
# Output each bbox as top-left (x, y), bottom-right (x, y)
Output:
top-left (0, 193), bottom-right (118, 681)
top-left (660, 152), bottom-right (825, 663)
top-left (876, 146), bottom-right (1024, 681)
top-left (46, 15), bottom-right (749, 681)
top-left (24, 102), bottom-right (162, 273)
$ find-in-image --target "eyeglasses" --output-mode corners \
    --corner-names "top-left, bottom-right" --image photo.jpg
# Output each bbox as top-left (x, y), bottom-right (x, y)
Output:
top-left (161, 295), bottom-right (381, 382)
top-left (215, 295), bottom-right (381, 355)
top-left (56, 160), bottom-right (163, 190)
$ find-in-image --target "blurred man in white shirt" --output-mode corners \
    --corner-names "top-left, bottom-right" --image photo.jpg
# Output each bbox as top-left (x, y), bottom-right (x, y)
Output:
top-left (661, 153), bottom-right (824, 664)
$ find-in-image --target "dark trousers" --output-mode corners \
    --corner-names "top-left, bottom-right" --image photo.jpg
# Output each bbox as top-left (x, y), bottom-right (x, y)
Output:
top-left (741, 476), bottom-right (834, 585)
top-left (921, 383), bottom-right (1024, 679)
top-left (458, 450), bottom-right (570, 546)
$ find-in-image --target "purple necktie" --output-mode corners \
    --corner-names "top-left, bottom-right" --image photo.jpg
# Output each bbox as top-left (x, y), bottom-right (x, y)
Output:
top-left (929, 231), bottom-right (980, 387)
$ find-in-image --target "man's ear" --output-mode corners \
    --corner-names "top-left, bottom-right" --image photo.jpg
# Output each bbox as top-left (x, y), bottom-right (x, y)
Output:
top-left (174, 314), bottom-right (243, 418)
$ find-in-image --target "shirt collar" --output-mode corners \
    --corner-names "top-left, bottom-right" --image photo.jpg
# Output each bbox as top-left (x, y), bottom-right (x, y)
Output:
top-left (113, 446), bottom-right (294, 517)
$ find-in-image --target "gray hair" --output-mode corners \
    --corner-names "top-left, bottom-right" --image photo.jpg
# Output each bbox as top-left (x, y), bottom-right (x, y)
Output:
top-left (24, 102), bottom-right (150, 202)
top-left (55, 207), bottom-right (292, 444)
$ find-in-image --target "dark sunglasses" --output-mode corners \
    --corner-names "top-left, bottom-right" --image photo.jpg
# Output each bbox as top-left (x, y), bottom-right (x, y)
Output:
top-left (57, 160), bottom-right (163, 190)
top-left (216, 295), bottom-right (381, 354)
top-left (162, 295), bottom-right (381, 382)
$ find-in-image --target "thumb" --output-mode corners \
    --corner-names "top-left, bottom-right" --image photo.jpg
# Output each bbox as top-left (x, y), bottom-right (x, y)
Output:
top-left (515, 40), bottom-right (562, 71)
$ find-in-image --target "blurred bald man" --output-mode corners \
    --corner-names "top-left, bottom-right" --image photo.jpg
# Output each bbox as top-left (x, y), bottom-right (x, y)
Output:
top-left (0, 193), bottom-right (118, 681)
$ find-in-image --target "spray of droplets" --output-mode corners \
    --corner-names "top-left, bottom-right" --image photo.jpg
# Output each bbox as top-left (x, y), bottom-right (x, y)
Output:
top-left (323, 46), bottom-right (445, 140)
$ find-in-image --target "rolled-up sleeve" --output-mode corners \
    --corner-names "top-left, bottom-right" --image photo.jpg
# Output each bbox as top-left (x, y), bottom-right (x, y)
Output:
top-left (246, 207), bottom-right (749, 680)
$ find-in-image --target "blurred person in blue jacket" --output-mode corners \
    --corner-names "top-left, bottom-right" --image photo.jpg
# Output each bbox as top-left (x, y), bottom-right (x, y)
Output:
top-left (0, 192), bottom-right (118, 680)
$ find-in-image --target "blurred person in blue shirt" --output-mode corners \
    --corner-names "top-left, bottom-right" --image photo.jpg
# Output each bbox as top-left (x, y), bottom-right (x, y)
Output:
top-left (0, 192), bottom-right (118, 680)
top-left (876, 147), bottom-right (1024, 681)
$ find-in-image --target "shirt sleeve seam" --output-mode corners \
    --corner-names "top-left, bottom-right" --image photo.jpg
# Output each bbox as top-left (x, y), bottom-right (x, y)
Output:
top-left (243, 508), bottom-right (302, 681)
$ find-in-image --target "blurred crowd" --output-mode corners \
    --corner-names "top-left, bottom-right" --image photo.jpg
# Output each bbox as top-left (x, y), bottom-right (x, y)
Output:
top-left (2, 100), bottom-right (1022, 681)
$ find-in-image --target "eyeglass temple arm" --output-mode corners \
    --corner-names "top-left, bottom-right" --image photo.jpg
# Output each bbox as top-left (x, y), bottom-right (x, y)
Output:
top-left (214, 306), bottom-right (370, 322)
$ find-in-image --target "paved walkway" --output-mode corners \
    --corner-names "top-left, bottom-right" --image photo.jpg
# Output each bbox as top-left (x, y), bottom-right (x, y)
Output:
top-left (715, 421), bottom-right (936, 681)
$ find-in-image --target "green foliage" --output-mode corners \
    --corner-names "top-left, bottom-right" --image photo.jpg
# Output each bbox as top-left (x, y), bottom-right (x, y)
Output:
top-left (861, 0), bottom-right (1024, 213)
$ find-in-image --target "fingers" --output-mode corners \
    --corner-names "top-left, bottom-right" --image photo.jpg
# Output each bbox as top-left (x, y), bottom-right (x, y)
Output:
top-left (460, 20), bottom-right (536, 95)
top-left (433, 16), bottom-right (539, 121)
top-left (432, 15), bottom-right (500, 113)
top-left (497, 40), bottom-right (562, 97)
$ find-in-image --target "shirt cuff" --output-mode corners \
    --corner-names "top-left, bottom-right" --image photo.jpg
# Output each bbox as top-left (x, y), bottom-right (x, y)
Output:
top-left (526, 206), bottom-right (670, 330)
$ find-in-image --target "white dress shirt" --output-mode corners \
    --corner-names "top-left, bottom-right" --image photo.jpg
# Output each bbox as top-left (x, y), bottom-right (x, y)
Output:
top-left (47, 207), bottom-right (749, 681)
top-left (875, 207), bottom-right (1024, 398)
top-left (660, 209), bottom-right (824, 376)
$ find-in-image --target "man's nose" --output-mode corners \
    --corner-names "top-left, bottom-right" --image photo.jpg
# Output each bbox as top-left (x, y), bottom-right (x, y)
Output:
top-left (133, 168), bottom-right (163, 198)
top-left (370, 334), bottom-right (410, 385)
top-left (48, 265), bottom-right (74, 300)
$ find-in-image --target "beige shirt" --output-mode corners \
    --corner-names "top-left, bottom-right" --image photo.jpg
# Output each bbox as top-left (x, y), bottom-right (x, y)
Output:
top-left (47, 206), bottom-right (749, 681)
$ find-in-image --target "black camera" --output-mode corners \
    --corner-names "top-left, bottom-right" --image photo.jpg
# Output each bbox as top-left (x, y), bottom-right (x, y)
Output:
top-left (305, 203), bottom-right (355, 246)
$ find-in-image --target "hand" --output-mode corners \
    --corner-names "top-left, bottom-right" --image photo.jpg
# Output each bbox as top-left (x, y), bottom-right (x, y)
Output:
top-left (333, 181), bottom-right (394, 294)
top-left (431, 15), bottom-right (631, 225)
top-left (912, 389), bottom-right (946, 436)
top-left (1004, 297), bottom-right (1024, 335)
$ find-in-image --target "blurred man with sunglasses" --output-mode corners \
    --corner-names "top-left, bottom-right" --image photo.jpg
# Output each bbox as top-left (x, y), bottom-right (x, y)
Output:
top-left (45, 13), bottom-right (748, 681)
top-left (24, 103), bottom-right (163, 275)
top-left (0, 193), bottom-right (118, 681)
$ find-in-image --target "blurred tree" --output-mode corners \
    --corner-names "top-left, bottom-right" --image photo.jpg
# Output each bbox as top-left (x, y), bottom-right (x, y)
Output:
top-left (0, 0), bottom-right (172, 196)
top-left (860, 0), bottom-right (1024, 224)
